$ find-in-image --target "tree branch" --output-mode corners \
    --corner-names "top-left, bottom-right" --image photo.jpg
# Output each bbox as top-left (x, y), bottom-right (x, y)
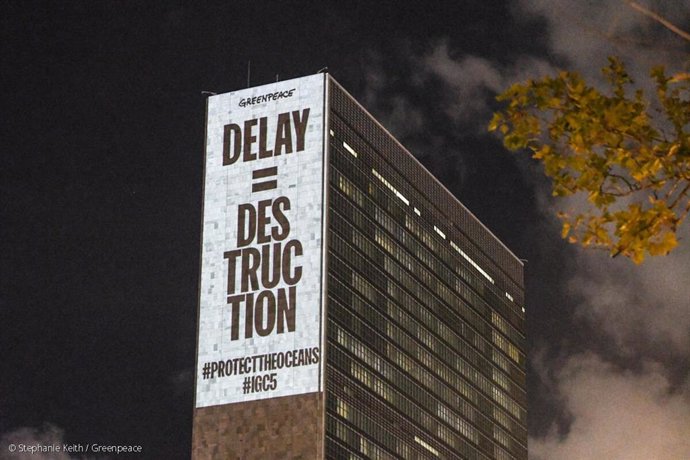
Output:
top-left (680, 198), bottom-right (690, 224)
top-left (627, 1), bottom-right (690, 42)
top-left (668, 182), bottom-right (690, 210)
top-left (607, 173), bottom-right (639, 193)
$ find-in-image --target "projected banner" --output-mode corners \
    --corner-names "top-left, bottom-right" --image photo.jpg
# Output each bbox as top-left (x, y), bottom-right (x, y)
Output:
top-left (196, 75), bottom-right (327, 408)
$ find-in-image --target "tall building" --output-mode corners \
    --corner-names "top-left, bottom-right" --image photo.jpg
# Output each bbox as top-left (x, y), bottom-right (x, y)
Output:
top-left (193, 74), bottom-right (527, 459)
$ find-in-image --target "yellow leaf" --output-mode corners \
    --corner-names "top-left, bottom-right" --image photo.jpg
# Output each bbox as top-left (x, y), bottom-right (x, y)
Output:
top-left (649, 231), bottom-right (678, 256)
top-left (669, 72), bottom-right (690, 83)
top-left (533, 145), bottom-right (551, 160)
top-left (632, 250), bottom-right (644, 264)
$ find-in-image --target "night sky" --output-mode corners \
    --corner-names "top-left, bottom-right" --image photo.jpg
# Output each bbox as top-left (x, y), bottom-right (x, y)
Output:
top-left (2, 1), bottom-right (689, 459)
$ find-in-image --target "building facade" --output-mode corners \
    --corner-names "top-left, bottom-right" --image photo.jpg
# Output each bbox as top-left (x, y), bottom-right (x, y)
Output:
top-left (193, 74), bottom-right (527, 459)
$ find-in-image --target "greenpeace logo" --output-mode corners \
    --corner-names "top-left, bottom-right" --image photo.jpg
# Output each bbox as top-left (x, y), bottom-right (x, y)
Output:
top-left (239, 89), bottom-right (296, 107)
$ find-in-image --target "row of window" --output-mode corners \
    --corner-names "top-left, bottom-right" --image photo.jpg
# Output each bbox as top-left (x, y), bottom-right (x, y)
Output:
top-left (330, 139), bottom-right (525, 319)
top-left (492, 330), bottom-right (521, 364)
top-left (346, 274), bottom-right (527, 441)
top-left (330, 315), bottom-right (481, 446)
top-left (327, 374), bottom-right (445, 459)
top-left (327, 359), bottom-right (490, 460)
top-left (325, 436), bottom-right (365, 460)
top-left (327, 415), bottom-right (397, 460)
top-left (329, 188), bottom-right (526, 387)
top-left (331, 168), bottom-right (525, 352)
top-left (374, 225), bottom-right (524, 369)
top-left (328, 251), bottom-right (526, 440)
top-left (328, 101), bottom-right (524, 298)
top-left (335, 163), bottom-right (482, 300)
top-left (329, 208), bottom-right (527, 411)
top-left (329, 290), bottom-right (527, 456)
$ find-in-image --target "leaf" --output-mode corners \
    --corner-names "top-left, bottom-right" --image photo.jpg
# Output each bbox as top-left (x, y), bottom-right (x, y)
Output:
top-left (669, 72), bottom-right (690, 83)
top-left (489, 57), bottom-right (690, 263)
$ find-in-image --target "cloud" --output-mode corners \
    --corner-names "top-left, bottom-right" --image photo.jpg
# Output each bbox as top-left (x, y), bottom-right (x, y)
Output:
top-left (0, 424), bottom-right (72, 460)
top-left (360, 51), bottom-right (427, 140)
top-left (383, 95), bottom-right (426, 139)
top-left (544, 189), bottom-right (690, 357)
top-left (425, 45), bottom-right (503, 93)
top-left (423, 45), bottom-right (502, 124)
top-left (568, 242), bottom-right (690, 356)
top-left (422, 42), bottom-right (556, 129)
top-left (0, 424), bottom-right (114, 460)
top-left (416, 1), bottom-right (690, 134)
top-left (171, 368), bottom-right (194, 396)
top-left (530, 353), bottom-right (690, 460)
top-left (516, 0), bottom-right (690, 83)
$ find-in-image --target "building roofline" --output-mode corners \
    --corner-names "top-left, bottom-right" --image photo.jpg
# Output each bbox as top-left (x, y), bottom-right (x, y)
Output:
top-left (326, 74), bottom-right (524, 267)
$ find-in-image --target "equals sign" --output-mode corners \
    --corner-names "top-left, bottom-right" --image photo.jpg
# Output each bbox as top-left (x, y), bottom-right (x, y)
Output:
top-left (251, 166), bottom-right (278, 192)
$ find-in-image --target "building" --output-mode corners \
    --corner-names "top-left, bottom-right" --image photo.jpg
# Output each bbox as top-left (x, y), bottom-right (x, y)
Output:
top-left (193, 73), bottom-right (527, 459)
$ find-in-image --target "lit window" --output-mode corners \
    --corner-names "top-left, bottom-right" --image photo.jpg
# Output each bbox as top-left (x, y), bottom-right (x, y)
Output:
top-left (491, 311), bottom-right (508, 334)
top-left (492, 368), bottom-right (509, 390)
top-left (433, 225), bottom-right (446, 239)
top-left (372, 168), bottom-right (409, 205)
top-left (342, 141), bottom-right (358, 157)
top-left (449, 241), bottom-right (494, 284)
top-left (414, 436), bottom-right (439, 456)
top-left (336, 397), bottom-right (350, 420)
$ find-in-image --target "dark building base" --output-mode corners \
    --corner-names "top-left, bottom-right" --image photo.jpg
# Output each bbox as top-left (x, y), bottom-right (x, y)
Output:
top-left (192, 393), bottom-right (324, 459)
